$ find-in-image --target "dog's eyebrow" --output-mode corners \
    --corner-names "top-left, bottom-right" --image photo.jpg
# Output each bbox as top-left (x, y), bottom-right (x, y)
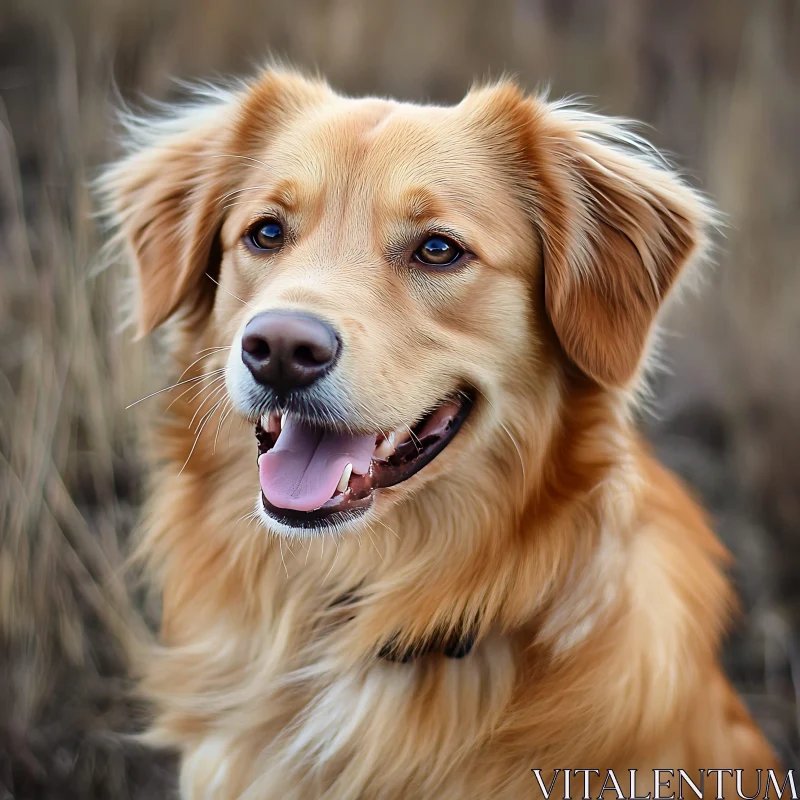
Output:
top-left (399, 186), bottom-right (442, 223)
top-left (270, 179), bottom-right (303, 213)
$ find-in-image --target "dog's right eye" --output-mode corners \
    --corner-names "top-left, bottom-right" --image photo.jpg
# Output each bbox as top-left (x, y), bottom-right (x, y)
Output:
top-left (413, 235), bottom-right (464, 268)
top-left (246, 219), bottom-right (284, 252)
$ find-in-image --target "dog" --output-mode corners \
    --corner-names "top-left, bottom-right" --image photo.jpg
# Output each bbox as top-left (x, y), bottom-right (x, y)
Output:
top-left (101, 68), bottom-right (780, 798)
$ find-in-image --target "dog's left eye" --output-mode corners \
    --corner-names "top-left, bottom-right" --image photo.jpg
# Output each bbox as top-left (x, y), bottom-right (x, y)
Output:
top-left (413, 235), bottom-right (463, 267)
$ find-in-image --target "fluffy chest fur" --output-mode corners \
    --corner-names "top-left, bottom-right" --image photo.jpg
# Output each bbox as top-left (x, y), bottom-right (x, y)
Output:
top-left (136, 403), bottom-right (773, 799)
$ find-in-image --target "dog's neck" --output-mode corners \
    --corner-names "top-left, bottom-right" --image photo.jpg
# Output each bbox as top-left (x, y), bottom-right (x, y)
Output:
top-left (330, 588), bottom-right (478, 661)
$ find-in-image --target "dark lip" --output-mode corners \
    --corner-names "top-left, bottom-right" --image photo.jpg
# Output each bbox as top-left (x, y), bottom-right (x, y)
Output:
top-left (260, 494), bottom-right (373, 530)
top-left (256, 390), bottom-right (475, 531)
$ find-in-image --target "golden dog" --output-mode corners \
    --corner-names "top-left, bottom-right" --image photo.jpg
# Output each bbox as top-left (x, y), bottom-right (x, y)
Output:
top-left (101, 68), bottom-right (779, 798)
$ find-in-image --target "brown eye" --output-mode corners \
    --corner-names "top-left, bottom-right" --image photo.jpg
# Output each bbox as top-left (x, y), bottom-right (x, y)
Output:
top-left (413, 235), bottom-right (463, 267)
top-left (247, 219), bottom-right (284, 251)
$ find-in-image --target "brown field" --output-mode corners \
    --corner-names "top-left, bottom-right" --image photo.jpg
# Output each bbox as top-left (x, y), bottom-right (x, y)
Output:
top-left (1, 0), bottom-right (798, 796)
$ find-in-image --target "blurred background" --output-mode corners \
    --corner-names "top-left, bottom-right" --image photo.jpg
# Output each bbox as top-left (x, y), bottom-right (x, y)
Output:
top-left (1, 0), bottom-right (798, 796)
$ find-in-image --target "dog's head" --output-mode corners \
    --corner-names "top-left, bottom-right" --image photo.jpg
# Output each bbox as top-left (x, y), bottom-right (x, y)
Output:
top-left (102, 69), bottom-right (711, 537)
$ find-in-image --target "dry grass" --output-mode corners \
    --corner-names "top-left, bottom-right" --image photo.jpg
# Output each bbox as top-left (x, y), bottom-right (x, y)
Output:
top-left (0, 0), bottom-right (798, 796)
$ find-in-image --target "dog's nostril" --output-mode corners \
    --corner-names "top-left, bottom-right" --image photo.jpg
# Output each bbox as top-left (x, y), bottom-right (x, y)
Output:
top-left (243, 336), bottom-right (271, 361)
top-left (293, 345), bottom-right (321, 367)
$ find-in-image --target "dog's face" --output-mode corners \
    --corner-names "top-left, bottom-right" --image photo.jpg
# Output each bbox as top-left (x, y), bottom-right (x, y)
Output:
top-left (103, 71), bottom-right (709, 537)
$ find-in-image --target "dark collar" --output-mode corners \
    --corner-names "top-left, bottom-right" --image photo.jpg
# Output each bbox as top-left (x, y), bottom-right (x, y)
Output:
top-left (329, 588), bottom-right (477, 663)
top-left (378, 629), bottom-right (477, 662)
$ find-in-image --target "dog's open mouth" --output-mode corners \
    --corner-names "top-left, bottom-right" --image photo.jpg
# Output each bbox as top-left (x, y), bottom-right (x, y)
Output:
top-left (255, 392), bottom-right (473, 529)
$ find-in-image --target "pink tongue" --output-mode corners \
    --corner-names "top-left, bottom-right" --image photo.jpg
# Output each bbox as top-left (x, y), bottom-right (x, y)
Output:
top-left (258, 417), bottom-right (376, 512)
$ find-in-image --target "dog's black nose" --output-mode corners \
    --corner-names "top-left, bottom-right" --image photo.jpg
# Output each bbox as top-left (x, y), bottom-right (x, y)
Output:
top-left (241, 312), bottom-right (339, 394)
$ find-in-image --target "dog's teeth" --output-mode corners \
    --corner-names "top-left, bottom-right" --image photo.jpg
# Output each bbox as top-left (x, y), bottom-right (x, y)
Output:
top-left (393, 427), bottom-right (412, 447)
top-left (267, 413), bottom-right (281, 435)
top-left (336, 463), bottom-right (352, 494)
top-left (374, 428), bottom-right (411, 459)
top-left (373, 433), bottom-right (396, 460)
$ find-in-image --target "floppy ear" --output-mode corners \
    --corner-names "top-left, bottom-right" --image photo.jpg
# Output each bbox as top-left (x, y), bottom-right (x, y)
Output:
top-left (506, 93), bottom-right (714, 387)
top-left (100, 106), bottom-right (233, 337)
top-left (100, 70), bottom-right (328, 337)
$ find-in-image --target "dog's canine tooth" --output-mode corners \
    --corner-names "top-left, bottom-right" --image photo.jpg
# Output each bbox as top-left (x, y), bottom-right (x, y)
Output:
top-left (336, 463), bottom-right (352, 494)
top-left (373, 433), bottom-right (396, 460)
top-left (393, 427), bottom-right (412, 447)
top-left (267, 413), bottom-right (281, 435)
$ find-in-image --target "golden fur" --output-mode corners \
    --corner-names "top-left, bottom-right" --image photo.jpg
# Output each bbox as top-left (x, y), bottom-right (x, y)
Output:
top-left (101, 68), bottom-right (779, 798)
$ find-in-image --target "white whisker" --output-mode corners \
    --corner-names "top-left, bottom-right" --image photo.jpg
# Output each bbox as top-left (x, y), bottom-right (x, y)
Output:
top-left (205, 272), bottom-right (253, 308)
top-left (190, 381), bottom-right (228, 432)
top-left (364, 521), bottom-right (384, 561)
top-left (165, 370), bottom-right (226, 412)
top-left (126, 370), bottom-right (223, 409)
top-left (322, 536), bottom-right (341, 585)
top-left (177, 349), bottom-right (230, 382)
top-left (213, 399), bottom-right (234, 453)
top-left (209, 153), bottom-right (273, 174)
top-left (372, 516), bottom-right (401, 541)
top-left (499, 421), bottom-right (527, 488)
top-left (479, 392), bottom-right (528, 494)
top-left (222, 199), bottom-right (275, 212)
top-left (215, 184), bottom-right (271, 204)
top-left (279, 536), bottom-right (289, 579)
top-left (184, 373), bottom-right (227, 416)
top-left (178, 397), bottom-right (225, 476)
